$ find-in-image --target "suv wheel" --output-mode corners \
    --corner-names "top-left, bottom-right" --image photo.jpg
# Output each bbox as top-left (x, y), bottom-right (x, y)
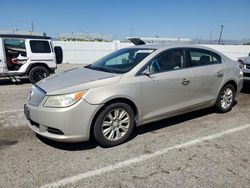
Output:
top-left (93, 102), bottom-right (135, 147)
top-left (29, 66), bottom-right (50, 84)
top-left (215, 84), bottom-right (235, 113)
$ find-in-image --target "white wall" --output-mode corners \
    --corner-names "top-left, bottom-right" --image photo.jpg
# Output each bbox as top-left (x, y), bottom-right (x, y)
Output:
top-left (53, 41), bottom-right (132, 64)
top-left (53, 41), bottom-right (250, 64)
top-left (203, 45), bottom-right (250, 60)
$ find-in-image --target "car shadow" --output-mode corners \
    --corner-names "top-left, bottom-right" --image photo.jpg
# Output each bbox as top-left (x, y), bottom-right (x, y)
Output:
top-left (37, 134), bottom-right (98, 151)
top-left (0, 78), bottom-right (30, 85)
top-left (38, 107), bottom-right (216, 151)
top-left (130, 107), bottom-right (215, 140)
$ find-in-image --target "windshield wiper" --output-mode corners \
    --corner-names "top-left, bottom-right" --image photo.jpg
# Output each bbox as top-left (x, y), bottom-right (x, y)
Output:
top-left (85, 64), bottom-right (125, 74)
top-left (85, 65), bottom-right (113, 73)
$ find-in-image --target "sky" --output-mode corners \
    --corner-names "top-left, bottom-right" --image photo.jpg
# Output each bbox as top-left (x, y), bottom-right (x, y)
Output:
top-left (0, 0), bottom-right (250, 40)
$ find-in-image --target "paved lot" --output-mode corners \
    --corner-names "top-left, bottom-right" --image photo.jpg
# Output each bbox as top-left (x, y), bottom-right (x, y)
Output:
top-left (0, 64), bottom-right (250, 188)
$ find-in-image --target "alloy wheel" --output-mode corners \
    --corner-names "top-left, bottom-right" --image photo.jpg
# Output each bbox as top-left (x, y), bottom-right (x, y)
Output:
top-left (101, 108), bottom-right (130, 141)
top-left (220, 87), bottom-right (233, 109)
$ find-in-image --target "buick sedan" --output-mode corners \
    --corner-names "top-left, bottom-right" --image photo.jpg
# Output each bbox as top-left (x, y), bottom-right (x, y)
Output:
top-left (24, 44), bottom-right (244, 147)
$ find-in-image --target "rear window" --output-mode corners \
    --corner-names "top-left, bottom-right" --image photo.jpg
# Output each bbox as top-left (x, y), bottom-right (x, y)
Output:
top-left (30, 40), bottom-right (51, 53)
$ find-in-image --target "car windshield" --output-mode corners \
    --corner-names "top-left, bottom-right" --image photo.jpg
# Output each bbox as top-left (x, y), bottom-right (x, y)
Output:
top-left (86, 48), bottom-right (155, 73)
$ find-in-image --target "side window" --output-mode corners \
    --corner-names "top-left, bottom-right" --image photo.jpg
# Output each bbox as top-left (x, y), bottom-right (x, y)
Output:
top-left (188, 49), bottom-right (221, 67)
top-left (4, 39), bottom-right (26, 56)
top-left (50, 41), bottom-right (54, 52)
top-left (30, 40), bottom-right (51, 53)
top-left (4, 39), bottom-right (27, 69)
top-left (148, 49), bottom-right (185, 74)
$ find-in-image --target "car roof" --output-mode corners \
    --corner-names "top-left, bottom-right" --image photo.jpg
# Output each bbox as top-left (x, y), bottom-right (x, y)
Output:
top-left (127, 43), bottom-right (226, 57)
top-left (0, 34), bottom-right (51, 40)
top-left (129, 43), bottom-right (214, 50)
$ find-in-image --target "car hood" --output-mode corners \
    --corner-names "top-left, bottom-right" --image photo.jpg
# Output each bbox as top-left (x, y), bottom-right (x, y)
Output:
top-left (37, 68), bottom-right (121, 95)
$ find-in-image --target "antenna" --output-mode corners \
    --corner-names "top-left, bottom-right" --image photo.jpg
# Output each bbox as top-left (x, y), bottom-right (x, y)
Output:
top-left (218, 25), bottom-right (224, 44)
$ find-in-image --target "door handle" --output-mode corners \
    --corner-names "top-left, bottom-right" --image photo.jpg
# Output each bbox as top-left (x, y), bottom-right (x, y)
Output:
top-left (181, 78), bottom-right (190, 85)
top-left (217, 72), bottom-right (224, 77)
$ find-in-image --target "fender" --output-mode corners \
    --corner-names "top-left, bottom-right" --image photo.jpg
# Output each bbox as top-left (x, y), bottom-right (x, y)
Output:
top-left (26, 62), bottom-right (55, 74)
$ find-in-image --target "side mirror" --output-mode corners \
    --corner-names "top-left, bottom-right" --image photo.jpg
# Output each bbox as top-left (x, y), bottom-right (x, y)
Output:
top-left (54, 46), bottom-right (63, 64)
top-left (142, 66), bottom-right (151, 77)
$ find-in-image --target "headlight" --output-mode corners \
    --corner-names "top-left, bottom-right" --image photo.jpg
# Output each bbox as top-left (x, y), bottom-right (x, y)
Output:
top-left (28, 85), bottom-right (36, 100)
top-left (44, 90), bottom-right (87, 108)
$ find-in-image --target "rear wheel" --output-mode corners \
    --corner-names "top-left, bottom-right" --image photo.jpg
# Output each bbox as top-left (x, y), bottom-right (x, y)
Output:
top-left (93, 102), bottom-right (135, 147)
top-left (29, 66), bottom-right (50, 84)
top-left (215, 84), bottom-right (235, 113)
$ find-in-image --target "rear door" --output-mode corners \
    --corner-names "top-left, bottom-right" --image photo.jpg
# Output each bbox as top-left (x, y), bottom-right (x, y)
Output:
top-left (186, 48), bottom-right (225, 105)
top-left (0, 38), bottom-right (6, 73)
top-left (26, 39), bottom-right (55, 67)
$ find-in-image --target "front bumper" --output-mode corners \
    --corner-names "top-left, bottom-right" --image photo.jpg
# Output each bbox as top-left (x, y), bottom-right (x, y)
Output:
top-left (24, 99), bottom-right (102, 142)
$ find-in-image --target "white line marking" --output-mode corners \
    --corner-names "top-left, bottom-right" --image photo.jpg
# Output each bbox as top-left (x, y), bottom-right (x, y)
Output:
top-left (0, 109), bottom-right (23, 114)
top-left (40, 124), bottom-right (250, 188)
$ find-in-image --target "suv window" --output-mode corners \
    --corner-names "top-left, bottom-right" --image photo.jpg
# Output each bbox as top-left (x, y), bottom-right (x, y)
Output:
top-left (188, 48), bottom-right (221, 67)
top-left (4, 39), bottom-right (26, 56)
top-left (30, 40), bottom-right (51, 53)
top-left (148, 48), bottom-right (185, 74)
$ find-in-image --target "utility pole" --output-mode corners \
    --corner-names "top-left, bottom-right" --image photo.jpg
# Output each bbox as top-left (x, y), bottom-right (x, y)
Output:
top-left (31, 22), bottom-right (34, 32)
top-left (218, 25), bottom-right (224, 44)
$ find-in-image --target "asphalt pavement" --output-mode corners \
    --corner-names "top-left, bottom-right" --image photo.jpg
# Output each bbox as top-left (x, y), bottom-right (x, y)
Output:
top-left (0, 64), bottom-right (250, 188)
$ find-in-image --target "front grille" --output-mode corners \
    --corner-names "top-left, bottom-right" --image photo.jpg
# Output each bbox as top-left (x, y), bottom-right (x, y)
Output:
top-left (243, 72), bottom-right (250, 77)
top-left (30, 119), bottom-right (64, 135)
top-left (30, 120), bottom-right (39, 128)
top-left (47, 127), bottom-right (64, 135)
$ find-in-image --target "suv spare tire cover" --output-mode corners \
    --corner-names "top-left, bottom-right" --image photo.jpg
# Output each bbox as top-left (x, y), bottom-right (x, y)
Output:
top-left (54, 46), bottom-right (63, 64)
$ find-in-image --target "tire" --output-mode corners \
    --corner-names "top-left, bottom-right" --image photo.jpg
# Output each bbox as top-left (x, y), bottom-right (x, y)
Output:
top-left (215, 84), bottom-right (235, 113)
top-left (29, 66), bottom-right (50, 84)
top-left (93, 102), bottom-right (135, 147)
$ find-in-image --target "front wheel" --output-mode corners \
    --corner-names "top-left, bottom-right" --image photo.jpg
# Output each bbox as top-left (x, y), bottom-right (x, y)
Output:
top-left (215, 84), bottom-right (235, 113)
top-left (93, 102), bottom-right (135, 147)
top-left (29, 66), bottom-right (50, 84)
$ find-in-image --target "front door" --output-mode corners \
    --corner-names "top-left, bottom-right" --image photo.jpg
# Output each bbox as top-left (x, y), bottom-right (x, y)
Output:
top-left (0, 38), bottom-right (6, 73)
top-left (3, 38), bottom-right (27, 72)
top-left (140, 48), bottom-right (191, 122)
